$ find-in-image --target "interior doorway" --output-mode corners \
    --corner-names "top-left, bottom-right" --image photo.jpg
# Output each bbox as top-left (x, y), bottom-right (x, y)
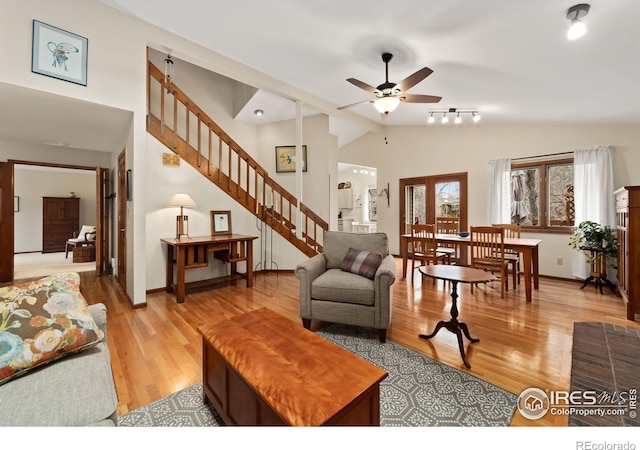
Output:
top-left (116, 150), bottom-right (127, 291)
top-left (8, 161), bottom-right (108, 282)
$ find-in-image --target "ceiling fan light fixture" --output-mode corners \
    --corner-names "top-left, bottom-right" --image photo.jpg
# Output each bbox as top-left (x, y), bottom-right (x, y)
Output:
top-left (373, 96), bottom-right (400, 114)
top-left (566, 4), bottom-right (590, 40)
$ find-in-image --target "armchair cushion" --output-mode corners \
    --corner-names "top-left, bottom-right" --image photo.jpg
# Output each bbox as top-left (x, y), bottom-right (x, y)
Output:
top-left (323, 231), bottom-right (389, 269)
top-left (71, 225), bottom-right (96, 242)
top-left (312, 269), bottom-right (375, 306)
top-left (341, 247), bottom-right (383, 280)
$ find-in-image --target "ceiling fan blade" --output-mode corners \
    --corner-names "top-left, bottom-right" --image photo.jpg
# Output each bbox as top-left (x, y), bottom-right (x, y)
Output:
top-left (337, 99), bottom-right (373, 110)
top-left (399, 94), bottom-right (442, 103)
top-left (346, 78), bottom-right (378, 94)
top-left (396, 67), bottom-right (433, 93)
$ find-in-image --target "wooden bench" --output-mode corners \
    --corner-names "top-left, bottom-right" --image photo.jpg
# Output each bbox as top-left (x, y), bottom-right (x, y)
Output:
top-left (198, 308), bottom-right (388, 426)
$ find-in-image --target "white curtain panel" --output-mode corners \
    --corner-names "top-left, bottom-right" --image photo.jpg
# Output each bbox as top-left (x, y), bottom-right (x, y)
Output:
top-left (487, 158), bottom-right (512, 224)
top-left (571, 145), bottom-right (616, 279)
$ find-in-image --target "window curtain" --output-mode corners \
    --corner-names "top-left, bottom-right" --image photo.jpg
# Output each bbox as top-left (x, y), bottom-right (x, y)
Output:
top-left (571, 145), bottom-right (615, 279)
top-left (487, 158), bottom-right (512, 224)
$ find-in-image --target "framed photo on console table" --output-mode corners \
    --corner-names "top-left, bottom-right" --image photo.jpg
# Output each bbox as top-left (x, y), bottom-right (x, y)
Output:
top-left (211, 210), bottom-right (232, 235)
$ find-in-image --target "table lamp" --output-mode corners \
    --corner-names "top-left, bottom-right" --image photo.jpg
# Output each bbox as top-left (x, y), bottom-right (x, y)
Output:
top-left (165, 193), bottom-right (197, 239)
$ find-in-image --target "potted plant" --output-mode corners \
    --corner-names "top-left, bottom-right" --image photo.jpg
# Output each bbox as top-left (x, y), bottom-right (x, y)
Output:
top-left (568, 220), bottom-right (618, 267)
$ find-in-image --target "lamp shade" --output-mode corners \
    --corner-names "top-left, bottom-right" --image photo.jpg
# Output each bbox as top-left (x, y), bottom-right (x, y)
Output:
top-left (373, 96), bottom-right (400, 114)
top-left (165, 193), bottom-right (197, 208)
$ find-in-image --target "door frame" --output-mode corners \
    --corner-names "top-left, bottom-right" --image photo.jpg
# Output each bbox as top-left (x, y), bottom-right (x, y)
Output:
top-left (0, 162), bottom-right (14, 282)
top-left (399, 172), bottom-right (468, 252)
top-left (4, 159), bottom-right (109, 281)
top-left (116, 149), bottom-right (127, 291)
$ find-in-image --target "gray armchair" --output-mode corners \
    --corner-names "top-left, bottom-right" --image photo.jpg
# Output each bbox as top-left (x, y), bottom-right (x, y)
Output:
top-left (295, 231), bottom-right (396, 342)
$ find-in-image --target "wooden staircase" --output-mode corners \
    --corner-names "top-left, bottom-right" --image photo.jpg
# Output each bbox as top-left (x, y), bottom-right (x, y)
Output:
top-left (146, 62), bottom-right (327, 257)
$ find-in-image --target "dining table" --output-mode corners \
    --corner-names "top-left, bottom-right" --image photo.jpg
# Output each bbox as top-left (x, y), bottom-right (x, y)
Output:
top-left (401, 233), bottom-right (542, 302)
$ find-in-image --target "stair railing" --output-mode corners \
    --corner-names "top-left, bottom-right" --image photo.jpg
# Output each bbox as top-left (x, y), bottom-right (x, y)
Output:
top-left (147, 62), bottom-right (327, 257)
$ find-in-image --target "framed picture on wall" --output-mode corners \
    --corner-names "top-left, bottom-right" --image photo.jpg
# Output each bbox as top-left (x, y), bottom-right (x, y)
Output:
top-left (275, 145), bottom-right (307, 173)
top-left (211, 210), bottom-right (232, 235)
top-left (31, 20), bottom-right (88, 86)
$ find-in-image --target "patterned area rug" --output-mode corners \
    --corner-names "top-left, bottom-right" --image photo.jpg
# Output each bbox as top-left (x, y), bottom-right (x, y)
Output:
top-left (569, 322), bottom-right (640, 426)
top-left (119, 324), bottom-right (517, 427)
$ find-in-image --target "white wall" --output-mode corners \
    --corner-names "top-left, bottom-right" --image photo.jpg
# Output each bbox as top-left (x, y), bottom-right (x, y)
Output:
top-left (4, 0), bottom-right (639, 302)
top-left (339, 124), bottom-right (640, 279)
top-left (14, 166), bottom-right (97, 253)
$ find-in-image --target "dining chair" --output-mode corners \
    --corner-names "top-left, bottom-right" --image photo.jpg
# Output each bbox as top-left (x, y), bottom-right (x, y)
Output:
top-left (469, 226), bottom-right (509, 298)
top-left (435, 216), bottom-right (459, 264)
top-left (410, 223), bottom-right (446, 283)
top-left (492, 223), bottom-right (521, 288)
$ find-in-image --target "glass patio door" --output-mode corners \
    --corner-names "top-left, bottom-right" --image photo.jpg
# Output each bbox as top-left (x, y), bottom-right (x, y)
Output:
top-left (400, 173), bottom-right (468, 256)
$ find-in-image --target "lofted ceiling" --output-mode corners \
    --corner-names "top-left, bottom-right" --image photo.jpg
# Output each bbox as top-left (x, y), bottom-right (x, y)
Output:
top-left (101, 0), bottom-right (640, 133)
top-left (1, 1), bottom-right (638, 154)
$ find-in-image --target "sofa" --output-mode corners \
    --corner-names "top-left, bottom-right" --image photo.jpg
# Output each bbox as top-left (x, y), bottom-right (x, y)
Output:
top-left (295, 231), bottom-right (396, 342)
top-left (0, 273), bottom-right (118, 426)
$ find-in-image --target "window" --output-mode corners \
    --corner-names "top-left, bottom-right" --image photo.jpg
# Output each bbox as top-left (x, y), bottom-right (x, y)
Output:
top-left (511, 158), bottom-right (573, 232)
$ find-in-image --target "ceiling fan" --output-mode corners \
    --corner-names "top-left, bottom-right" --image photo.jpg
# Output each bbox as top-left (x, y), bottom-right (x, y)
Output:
top-left (338, 52), bottom-right (442, 115)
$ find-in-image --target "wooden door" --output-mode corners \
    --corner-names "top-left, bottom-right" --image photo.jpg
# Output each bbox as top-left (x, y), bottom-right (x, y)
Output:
top-left (0, 162), bottom-right (14, 282)
top-left (117, 150), bottom-right (126, 291)
top-left (96, 167), bottom-right (110, 275)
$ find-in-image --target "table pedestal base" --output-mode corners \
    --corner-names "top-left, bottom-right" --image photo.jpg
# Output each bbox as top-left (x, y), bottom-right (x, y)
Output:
top-left (580, 276), bottom-right (616, 295)
top-left (419, 280), bottom-right (478, 369)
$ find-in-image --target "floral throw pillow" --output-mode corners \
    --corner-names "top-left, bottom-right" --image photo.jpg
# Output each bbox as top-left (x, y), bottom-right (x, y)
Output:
top-left (0, 272), bottom-right (104, 386)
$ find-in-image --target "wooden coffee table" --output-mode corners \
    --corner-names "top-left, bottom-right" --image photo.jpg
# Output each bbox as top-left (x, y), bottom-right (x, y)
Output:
top-left (418, 265), bottom-right (496, 369)
top-left (198, 308), bottom-right (388, 426)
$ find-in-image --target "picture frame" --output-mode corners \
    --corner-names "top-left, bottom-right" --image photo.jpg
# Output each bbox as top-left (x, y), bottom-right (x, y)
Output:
top-left (275, 145), bottom-right (307, 173)
top-left (32, 20), bottom-right (88, 86)
top-left (211, 210), bottom-right (232, 235)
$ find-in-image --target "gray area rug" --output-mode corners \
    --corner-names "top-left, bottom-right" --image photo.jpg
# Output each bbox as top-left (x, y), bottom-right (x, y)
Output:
top-left (569, 322), bottom-right (640, 427)
top-left (119, 323), bottom-right (517, 427)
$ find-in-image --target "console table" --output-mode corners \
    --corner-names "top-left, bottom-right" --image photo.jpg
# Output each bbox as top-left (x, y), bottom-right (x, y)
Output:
top-left (161, 234), bottom-right (257, 303)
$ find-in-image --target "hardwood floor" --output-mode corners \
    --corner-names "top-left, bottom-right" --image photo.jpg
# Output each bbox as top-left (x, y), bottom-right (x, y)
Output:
top-left (73, 258), bottom-right (639, 427)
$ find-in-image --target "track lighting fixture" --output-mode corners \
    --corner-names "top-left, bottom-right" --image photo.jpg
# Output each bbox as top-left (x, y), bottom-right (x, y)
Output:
top-left (566, 4), bottom-right (590, 40)
top-left (427, 108), bottom-right (481, 125)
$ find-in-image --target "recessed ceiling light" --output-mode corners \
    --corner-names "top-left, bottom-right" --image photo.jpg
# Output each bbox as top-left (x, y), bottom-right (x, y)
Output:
top-left (254, 109), bottom-right (264, 116)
